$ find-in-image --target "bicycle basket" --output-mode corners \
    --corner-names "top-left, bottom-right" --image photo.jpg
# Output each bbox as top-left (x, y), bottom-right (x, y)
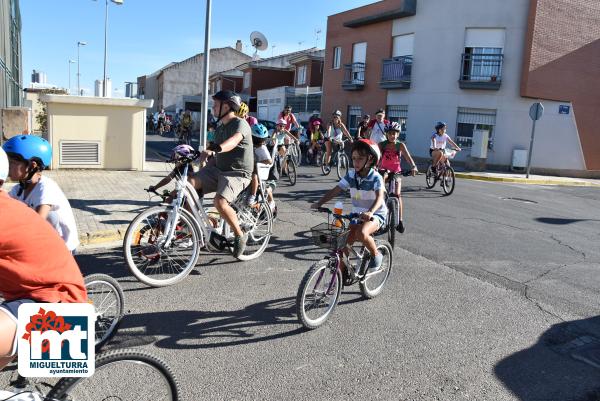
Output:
top-left (311, 223), bottom-right (350, 251)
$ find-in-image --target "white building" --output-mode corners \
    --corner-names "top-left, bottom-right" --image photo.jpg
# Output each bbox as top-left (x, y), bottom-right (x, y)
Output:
top-left (94, 78), bottom-right (112, 98)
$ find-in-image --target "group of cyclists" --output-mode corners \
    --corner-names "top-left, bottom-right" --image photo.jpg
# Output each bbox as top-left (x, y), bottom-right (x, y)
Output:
top-left (148, 108), bottom-right (195, 144)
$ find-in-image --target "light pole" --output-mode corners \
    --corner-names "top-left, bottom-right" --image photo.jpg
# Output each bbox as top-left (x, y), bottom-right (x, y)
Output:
top-left (96, 0), bottom-right (123, 97)
top-left (200, 0), bottom-right (212, 149)
top-left (77, 41), bottom-right (87, 96)
top-left (68, 60), bottom-right (76, 95)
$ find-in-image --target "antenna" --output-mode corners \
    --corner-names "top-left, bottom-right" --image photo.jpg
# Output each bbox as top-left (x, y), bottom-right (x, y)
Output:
top-left (298, 41), bottom-right (305, 50)
top-left (250, 31), bottom-right (269, 59)
top-left (315, 28), bottom-right (322, 47)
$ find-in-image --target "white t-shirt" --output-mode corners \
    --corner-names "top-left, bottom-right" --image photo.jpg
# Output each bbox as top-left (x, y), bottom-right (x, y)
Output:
top-left (254, 145), bottom-right (272, 181)
top-left (9, 176), bottom-right (79, 251)
top-left (431, 133), bottom-right (450, 149)
top-left (370, 121), bottom-right (387, 144)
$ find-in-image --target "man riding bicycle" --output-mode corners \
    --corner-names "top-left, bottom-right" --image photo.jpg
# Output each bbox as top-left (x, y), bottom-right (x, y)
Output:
top-left (430, 121), bottom-right (461, 172)
top-left (188, 90), bottom-right (254, 257)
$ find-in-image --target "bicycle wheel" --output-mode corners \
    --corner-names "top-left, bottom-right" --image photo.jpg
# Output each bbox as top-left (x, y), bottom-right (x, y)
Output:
top-left (442, 166), bottom-right (456, 195)
top-left (296, 259), bottom-right (343, 330)
top-left (336, 153), bottom-right (349, 180)
top-left (291, 143), bottom-right (301, 166)
top-left (287, 159), bottom-right (297, 185)
top-left (46, 349), bottom-right (179, 401)
top-left (84, 274), bottom-right (124, 351)
top-left (425, 164), bottom-right (436, 189)
top-left (359, 240), bottom-right (393, 299)
top-left (228, 201), bottom-right (273, 261)
top-left (385, 198), bottom-right (397, 248)
top-left (321, 151), bottom-right (331, 175)
top-left (123, 206), bottom-right (201, 287)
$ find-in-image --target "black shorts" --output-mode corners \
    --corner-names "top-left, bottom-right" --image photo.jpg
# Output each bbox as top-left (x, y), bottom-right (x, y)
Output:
top-left (429, 148), bottom-right (443, 156)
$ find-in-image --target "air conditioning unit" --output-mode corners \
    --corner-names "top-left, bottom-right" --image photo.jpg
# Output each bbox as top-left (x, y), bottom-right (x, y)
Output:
top-left (512, 149), bottom-right (527, 171)
top-left (471, 130), bottom-right (489, 159)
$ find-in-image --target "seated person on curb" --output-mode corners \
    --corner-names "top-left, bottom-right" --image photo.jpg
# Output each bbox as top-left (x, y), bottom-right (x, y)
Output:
top-left (430, 121), bottom-right (461, 172)
top-left (324, 110), bottom-right (353, 165)
top-left (246, 124), bottom-right (276, 213)
top-left (188, 90), bottom-right (255, 258)
top-left (0, 147), bottom-right (88, 373)
top-left (3, 135), bottom-right (79, 253)
top-left (311, 139), bottom-right (387, 272)
top-left (378, 122), bottom-right (418, 234)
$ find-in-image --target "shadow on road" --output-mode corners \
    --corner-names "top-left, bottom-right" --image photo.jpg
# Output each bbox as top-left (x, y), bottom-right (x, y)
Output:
top-left (535, 217), bottom-right (599, 225)
top-left (70, 198), bottom-right (151, 217)
top-left (494, 316), bottom-right (600, 401)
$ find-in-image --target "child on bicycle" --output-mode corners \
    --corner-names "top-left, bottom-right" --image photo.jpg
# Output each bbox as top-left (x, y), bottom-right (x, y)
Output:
top-left (247, 124), bottom-right (276, 214)
top-left (2, 135), bottom-right (79, 253)
top-left (273, 118), bottom-right (298, 174)
top-left (430, 121), bottom-right (461, 172)
top-left (147, 144), bottom-right (197, 197)
top-left (312, 139), bottom-right (387, 272)
top-left (307, 120), bottom-right (324, 164)
top-left (378, 122), bottom-right (418, 234)
top-left (325, 110), bottom-right (353, 165)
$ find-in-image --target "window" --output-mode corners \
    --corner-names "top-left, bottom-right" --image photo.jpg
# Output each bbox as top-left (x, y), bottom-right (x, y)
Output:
top-left (387, 105), bottom-right (408, 141)
top-left (347, 106), bottom-right (363, 136)
top-left (392, 34), bottom-right (414, 57)
top-left (456, 107), bottom-right (497, 149)
top-left (297, 65), bottom-right (307, 85)
top-left (462, 28), bottom-right (505, 82)
top-left (243, 72), bottom-right (251, 89)
top-left (332, 47), bottom-right (341, 69)
top-left (216, 80), bottom-right (222, 92)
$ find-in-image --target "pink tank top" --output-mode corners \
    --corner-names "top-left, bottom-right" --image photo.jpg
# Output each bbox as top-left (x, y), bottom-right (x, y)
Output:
top-left (380, 144), bottom-right (402, 173)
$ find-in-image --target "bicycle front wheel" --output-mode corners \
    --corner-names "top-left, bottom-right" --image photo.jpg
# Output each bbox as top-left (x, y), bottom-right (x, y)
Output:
top-left (84, 274), bottom-right (124, 350)
top-left (442, 166), bottom-right (455, 195)
top-left (123, 206), bottom-right (201, 287)
top-left (287, 159), bottom-right (297, 185)
top-left (296, 259), bottom-right (343, 330)
top-left (321, 152), bottom-right (331, 175)
top-left (425, 164), bottom-right (436, 189)
top-left (359, 240), bottom-right (393, 299)
top-left (232, 201), bottom-right (273, 261)
top-left (336, 153), bottom-right (349, 180)
top-left (47, 349), bottom-right (179, 401)
top-left (385, 198), bottom-right (397, 248)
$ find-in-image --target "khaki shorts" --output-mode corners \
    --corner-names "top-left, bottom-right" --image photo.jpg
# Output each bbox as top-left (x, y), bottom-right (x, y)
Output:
top-left (195, 166), bottom-right (250, 203)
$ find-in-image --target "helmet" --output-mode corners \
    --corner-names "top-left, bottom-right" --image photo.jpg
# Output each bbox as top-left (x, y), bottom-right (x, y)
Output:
top-left (3, 135), bottom-right (52, 168)
top-left (385, 122), bottom-right (401, 133)
top-left (311, 119), bottom-right (321, 127)
top-left (251, 124), bottom-right (269, 139)
top-left (0, 147), bottom-right (8, 183)
top-left (170, 144), bottom-right (195, 161)
top-left (352, 139), bottom-right (381, 166)
top-left (276, 118), bottom-right (287, 126)
top-left (435, 121), bottom-right (447, 131)
top-left (332, 110), bottom-right (342, 117)
top-left (236, 102), bottom-right (249, 117)
top-left (212, 90), bottom-right (242, 112)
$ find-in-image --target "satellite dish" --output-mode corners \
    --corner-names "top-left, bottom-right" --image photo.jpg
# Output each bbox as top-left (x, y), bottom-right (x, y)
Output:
top-left (250, 31), bottom-right (269, 56)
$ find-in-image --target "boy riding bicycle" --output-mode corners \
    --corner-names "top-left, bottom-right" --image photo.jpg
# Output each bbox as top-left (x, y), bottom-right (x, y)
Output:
top-left (312, 139), bottom-right (387, 272)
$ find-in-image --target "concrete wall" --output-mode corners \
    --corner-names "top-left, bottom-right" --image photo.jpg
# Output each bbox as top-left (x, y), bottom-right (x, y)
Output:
top-left (386, 0), bottom-right (585, 170)
top-left (24, 91), bottom-right (43, 132)
top-left (42, 95), bottom-right (153, 170)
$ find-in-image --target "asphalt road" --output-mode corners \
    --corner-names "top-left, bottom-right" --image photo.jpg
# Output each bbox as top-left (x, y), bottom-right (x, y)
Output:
top-left (4, 163), bottom-right (599, 401)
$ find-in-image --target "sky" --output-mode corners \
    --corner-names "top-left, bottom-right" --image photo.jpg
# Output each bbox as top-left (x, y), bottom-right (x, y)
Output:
top-left (21, 0), bottom-right (375, 97)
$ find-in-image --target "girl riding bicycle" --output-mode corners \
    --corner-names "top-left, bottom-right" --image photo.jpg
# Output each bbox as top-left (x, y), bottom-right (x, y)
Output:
top-left (378, 122), bottom-right (418, 234)
top-left (325, 110), bottom-right (353, 165)
top-left (307, 120), bottom-right (324, 164)
top-left (312, 139), bottom-right (387, 272)
top-left (430, 121), bottom-right (461, 172)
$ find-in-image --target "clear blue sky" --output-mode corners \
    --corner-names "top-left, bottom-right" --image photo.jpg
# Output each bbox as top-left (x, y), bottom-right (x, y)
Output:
top-left (21, 0), bottom-right (374, 96)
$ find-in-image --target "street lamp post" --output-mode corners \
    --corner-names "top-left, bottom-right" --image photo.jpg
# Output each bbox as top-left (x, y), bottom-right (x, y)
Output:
top-left (98, 0), bottom-right (123, 97)
top-left (77, 41), bottom-right (87, 96)
top-left (200, 0), bottom-right (212, 149)
top-left (68, 60), bottom-right (76, 95)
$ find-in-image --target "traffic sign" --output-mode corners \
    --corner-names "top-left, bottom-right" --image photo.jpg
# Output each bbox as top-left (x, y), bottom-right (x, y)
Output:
top-left (529, 102), bottom-right (544, 121)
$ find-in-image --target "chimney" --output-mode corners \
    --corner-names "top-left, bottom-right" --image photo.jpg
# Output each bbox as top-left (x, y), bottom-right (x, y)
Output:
top-left (235, 40), bottom-right (243, 52)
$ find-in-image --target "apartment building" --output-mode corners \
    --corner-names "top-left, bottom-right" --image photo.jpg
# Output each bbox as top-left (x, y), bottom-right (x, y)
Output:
top-left (0, 0), bottom-right (22, 109)
top-left (322, 0), bottom-right (600, 175)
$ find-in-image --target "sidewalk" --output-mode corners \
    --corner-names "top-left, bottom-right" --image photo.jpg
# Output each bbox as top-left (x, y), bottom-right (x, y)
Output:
top-left (454, 171), bottom-right (600, 187)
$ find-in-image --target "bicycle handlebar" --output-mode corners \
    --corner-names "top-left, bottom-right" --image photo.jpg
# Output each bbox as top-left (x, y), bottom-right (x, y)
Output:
top-left (317, 207), bottom-right (374, 222)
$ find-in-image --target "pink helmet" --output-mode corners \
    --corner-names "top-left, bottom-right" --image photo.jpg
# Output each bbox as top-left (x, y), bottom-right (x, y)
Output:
top-left (171, 144), bottom-right (195, 160)
top-left (276, 118), bottom-right (287, 126)
top-left (311, 119), bottom-right (321, 126)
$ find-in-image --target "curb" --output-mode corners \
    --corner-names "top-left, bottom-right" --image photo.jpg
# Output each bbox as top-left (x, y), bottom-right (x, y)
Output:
top-left (454, 173), bottom-right (600, 187)
top-left (79, 228), bottom-right (125, 246)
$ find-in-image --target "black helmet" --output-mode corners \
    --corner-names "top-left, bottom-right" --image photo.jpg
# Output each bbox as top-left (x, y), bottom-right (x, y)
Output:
top-left (435, 121), bottom-right (447, 131)
top-left (212, 90), bottom-right (242, 112)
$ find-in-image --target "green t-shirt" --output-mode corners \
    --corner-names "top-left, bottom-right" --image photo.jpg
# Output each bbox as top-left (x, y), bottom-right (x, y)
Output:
top-left (214, 117), bottom-right (253, 178)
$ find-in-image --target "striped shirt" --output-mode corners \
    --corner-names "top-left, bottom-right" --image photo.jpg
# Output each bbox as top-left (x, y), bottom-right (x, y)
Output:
top-left (338, 169), bottom-right (387, 220)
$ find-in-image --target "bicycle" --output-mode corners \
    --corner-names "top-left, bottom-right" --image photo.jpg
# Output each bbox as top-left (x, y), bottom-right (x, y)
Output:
top-left (84, 273), bottom-right (125, 350)
top-left (296, 207), bottom-right (393, 330)
top-left (425, 148), bottom-right (459, 196)
top-left (274, 142), bottom-right (297, 186)
top-left (122, 153), bottom-right (273, 287)
top-left (378, 169), bottom-right (415, 248)
top-left (321, 139), bottom-right (350, 180)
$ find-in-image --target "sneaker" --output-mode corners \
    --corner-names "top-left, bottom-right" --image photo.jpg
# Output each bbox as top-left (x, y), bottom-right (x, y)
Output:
top-left (396, 221), bottom-right (405, 234)
top-left (246, 194), bottom-right (256, 207)
top-left (233, 233), bottom-right (248, 258)
top-left (368, 253), bottom-right (384, 272)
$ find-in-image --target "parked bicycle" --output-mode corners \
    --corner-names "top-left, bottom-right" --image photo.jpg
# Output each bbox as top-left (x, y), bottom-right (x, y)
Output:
top-left (321, 138), bottom-right (350, 180)
top-left (425, 149), bottom-right (459, 195)
top-left (296, 207), bottom-right (393, 330)
top-left (123, 152), bottom-right (273, 287)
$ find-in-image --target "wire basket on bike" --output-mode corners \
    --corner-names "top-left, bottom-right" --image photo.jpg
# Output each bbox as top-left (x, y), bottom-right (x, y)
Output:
top-left (311, 223), bottom-right (350, 251)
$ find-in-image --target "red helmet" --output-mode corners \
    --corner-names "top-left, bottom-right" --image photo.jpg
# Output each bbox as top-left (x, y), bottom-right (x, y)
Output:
top-left (352, 139), bottom-right (381, 166)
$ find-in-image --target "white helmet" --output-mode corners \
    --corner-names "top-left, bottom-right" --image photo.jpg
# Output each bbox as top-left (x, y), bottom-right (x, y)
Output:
top-left (0, 147), bottom-right (9, 183)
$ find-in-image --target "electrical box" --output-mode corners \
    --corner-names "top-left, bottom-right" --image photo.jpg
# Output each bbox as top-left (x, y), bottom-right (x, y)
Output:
top-left (512, 149), bottom-right (528, 170)
top-left (471, 130), bottom-right (489, 159)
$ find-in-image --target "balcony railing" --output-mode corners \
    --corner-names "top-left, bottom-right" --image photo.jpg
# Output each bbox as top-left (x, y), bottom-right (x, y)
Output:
top-left (459, 53), bottom-right (503, 90)
top-left (342, 62), bottom-right (366, 90)
top-left (380, 56), bottom-right (412, 89)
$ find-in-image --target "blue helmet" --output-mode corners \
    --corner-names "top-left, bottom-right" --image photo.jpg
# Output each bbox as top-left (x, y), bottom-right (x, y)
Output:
top-left (251, 124), bottom-right (269, 139)
top-left (2, 135), bottom-right (52, 168)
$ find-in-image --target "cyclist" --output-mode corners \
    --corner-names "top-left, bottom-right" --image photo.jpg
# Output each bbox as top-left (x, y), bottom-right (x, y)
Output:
top-left (148, 144), bottom-right (197, 195)
top-left (189, 90), bottom-right (254, 257)
top-left (367, 109), bottom-right (390, 144)
top-left (307, 120), bottom-right (324, 164)
top-left (180, 110), bottom-right (193, 144)
top-left (378, 122), bottom-right (418, 233)
top-left (246, 124), bottom-right (276, 213)
top-left (236, 102), bottom-right (258, 127)
top-left (430, 121), bottom-right (461, 172)
top-left (3, 135), bottom-right (79, 253)
top-left (308, 111), bottom-right (323, 129)
top-left (357, 114), bottom-right (371, 139)
top-left (324, 110), bottom-right (353, 166)
top-left (277, 105), bottom-right (300, 132)
top-left (312, 139), bottom-right (387, 272)
top-left (157, 108), bottom-right (166, 135)
top-left (272, 118), bottom-right (298, 174)
top-left (0, 147), bottom-right (87, 373)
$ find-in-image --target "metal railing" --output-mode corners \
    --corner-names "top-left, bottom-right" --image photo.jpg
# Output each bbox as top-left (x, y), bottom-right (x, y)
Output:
top-left (342, 62), bottom-right (366, 87)
top-left (460, 53), bottom-right (503, 82)
top-left (381, 56), bottom-right (412, 84)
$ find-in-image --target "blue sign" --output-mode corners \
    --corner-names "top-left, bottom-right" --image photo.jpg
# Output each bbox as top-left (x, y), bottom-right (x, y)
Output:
top-left (559, 105), bottom-right (570, 115)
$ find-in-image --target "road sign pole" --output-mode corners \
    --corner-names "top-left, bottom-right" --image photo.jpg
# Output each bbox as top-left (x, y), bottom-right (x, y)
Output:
top-left (526, 118), bottom-right (537, 179)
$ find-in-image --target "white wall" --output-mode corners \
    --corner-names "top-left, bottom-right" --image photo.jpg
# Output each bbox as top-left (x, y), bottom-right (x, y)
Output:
top-left (257, 87), bottom-right (286, 122)
top-left (387, 0), bottom-right (584, 170)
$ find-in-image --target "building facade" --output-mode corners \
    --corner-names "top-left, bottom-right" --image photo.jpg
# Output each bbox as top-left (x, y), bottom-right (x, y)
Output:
top-left (0, 0), bottom-right (22, 110)
top-left (323, 0), bottom-right (600, 174)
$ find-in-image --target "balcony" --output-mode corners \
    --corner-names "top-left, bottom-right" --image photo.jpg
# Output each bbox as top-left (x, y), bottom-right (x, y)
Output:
top-left (459, 53), bottom-right (503, 90)
top-left (342, 63), bottom-right (365, 90)
top-left (380, 56), bottom-right (412, 89)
